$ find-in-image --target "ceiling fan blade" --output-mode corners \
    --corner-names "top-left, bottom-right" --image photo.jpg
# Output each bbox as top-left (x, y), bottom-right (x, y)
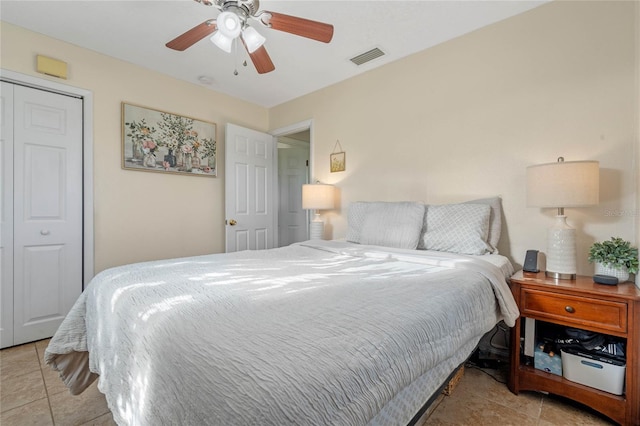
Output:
top-left (245, 44), bottom-right (275, 74)
top-left (166, 20), bottom-right (217, 51)
top-left (262, 12), bottom-right (334, 43)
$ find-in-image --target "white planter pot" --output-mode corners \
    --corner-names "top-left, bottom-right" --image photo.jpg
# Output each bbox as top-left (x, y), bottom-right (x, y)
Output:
top-left (595, 262), bottom-right (630, 282)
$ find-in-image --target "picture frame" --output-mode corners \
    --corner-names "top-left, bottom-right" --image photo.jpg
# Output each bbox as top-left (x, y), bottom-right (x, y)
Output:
top-left (122, 102), bottom-right (217, 177)
top-left (330, 151), bottom-right (346, 173)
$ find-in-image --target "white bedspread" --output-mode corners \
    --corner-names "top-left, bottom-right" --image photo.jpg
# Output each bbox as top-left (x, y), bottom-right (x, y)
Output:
top-left (45, 241), bottom-right (518, 426)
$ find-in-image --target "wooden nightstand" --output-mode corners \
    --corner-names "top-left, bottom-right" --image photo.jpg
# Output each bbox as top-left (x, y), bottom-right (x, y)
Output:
top-left (508, 271), bottom-right (640, 425)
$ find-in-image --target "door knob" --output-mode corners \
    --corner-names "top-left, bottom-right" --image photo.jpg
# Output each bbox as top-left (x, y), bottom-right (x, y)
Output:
top-left (40, 230), bottom-right (50, 235)
top-left (228, 219), bottom-right (237, 226)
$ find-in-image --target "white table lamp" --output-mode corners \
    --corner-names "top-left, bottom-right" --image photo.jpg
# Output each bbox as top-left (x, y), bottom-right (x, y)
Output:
top-left (527, 157), bottom-right (599, 279)
top-left (302, 183), bottom-right (335, 240)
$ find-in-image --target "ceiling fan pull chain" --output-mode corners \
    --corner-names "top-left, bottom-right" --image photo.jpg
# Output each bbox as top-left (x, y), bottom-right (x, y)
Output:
top-left (233, 38), bottom-right (239, 76)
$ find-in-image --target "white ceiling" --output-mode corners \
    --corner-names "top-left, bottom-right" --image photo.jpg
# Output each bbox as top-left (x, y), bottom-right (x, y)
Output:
top-left (1, 0), bottom-right (549, 108)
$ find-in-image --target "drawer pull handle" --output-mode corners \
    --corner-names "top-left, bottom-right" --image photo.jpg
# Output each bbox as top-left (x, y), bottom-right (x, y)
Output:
top-left (565, 306), bottom-right (575, 314)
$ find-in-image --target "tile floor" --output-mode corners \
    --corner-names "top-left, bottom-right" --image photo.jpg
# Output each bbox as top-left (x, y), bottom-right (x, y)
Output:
top-left (1, 339), bottom-right (115, 426)
top-left (422, 365), bottom-right (615, 425)
top-left (1, 340), bottom-right (616, 425)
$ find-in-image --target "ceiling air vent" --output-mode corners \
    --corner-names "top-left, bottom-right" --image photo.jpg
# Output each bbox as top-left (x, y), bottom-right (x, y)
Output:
top-left (350, 48), bottom-right (385, 66)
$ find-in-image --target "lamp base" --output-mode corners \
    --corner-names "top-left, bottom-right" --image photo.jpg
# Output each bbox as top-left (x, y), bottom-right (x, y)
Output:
top-left (545, 271), bottom-right (577, 280)
top-left (310, 217), bottom-right (324, 240)
top-left (546, 215), bottom-right (577, 280)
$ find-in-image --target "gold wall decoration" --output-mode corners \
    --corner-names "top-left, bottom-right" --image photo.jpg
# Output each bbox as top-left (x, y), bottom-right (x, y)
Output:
top-left (330, 140), bottom-right (345, 173)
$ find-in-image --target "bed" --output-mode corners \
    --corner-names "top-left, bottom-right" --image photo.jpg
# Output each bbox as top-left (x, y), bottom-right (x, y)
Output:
top-left (45, 198), bottom-right (519, 425)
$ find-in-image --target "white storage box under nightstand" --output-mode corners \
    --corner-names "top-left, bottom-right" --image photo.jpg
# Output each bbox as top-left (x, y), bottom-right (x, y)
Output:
top-left (561, 348), bottom-right (625, 395)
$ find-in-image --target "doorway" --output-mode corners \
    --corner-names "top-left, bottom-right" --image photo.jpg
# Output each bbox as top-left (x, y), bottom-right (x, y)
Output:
top-left (272, 120), bottom-right (312, 248)
top-left (224, 123), bottom-right (276, 252)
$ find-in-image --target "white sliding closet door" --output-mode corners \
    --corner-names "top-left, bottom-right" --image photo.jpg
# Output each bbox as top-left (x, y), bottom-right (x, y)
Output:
top-left (1, 82), bottom-right (15, 348)
top-left (0, 83), bottom-right (84, 347)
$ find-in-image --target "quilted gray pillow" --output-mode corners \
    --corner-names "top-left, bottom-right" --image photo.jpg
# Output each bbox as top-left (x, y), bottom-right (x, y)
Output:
top-left (423, 203), bottom-right (491, 255)
top-left (347, 202), bottom-right (426, 249)
top-left (463, 197), bottom-right (502, 253)
top-left (346, 202), bottom-right (370, 243)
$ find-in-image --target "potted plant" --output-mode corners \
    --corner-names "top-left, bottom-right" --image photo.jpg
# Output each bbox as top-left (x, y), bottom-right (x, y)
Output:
top-left (588, 237), bottom-right (639, 282)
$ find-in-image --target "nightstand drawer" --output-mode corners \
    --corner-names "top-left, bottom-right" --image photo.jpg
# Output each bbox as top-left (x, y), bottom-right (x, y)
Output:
top-left (521, 289), bottom-right (627, 333)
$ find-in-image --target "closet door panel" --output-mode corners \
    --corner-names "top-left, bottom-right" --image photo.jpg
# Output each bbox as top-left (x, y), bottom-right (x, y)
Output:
top-left (23, 144), bottom-right (66, 220)
top-left (21, 245), bottom-right (66, 323)
top-left (0, 82), bottom-right (14, 349)
top-left (13, 85), bottom-right (83, 345)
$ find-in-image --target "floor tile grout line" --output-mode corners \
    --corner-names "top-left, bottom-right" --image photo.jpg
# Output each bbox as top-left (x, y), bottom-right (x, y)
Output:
top-left (0, 343), bottom-right (43, 415)
top-left (535, 394), bottom-right (545, 423)
top-left (82, 412), bottom-right (111, 425)
top-left (34, 341), bottom-right (56, 425)
top-left (0, 397), bottom-right (50, 417)
top-left (37, 339), bottom-right (112, 425)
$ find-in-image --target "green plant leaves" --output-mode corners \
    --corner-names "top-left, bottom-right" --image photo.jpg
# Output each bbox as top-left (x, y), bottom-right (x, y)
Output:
top-left (588, 237), bottom-right (639, 274)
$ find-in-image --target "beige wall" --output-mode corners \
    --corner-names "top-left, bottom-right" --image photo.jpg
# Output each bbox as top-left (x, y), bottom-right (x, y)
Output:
top-left (2, 0), bottom-right (638, 278)
top-left (270, 0), bottom-right (639, 275)
top-left (1, 21), bottom-right (269, 273)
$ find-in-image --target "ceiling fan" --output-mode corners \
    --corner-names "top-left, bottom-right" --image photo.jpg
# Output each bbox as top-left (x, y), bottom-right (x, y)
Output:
top-left (166, 0), bottom-right (334, 74)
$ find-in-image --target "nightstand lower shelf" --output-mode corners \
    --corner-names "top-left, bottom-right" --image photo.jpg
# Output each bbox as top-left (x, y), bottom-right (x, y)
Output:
top-left (512, 365), bottom-right (626, 425)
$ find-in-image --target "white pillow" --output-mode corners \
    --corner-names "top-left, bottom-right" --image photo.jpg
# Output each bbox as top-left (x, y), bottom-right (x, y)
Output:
top-left (347, 202), bottom-right (426, 249)
top-left (423, 203), bottom-right (491, 255)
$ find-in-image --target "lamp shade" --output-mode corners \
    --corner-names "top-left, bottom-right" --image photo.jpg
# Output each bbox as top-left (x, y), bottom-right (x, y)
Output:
top-left (527, 160), bottom-right (599, 208)
top-left (242, 26), bottom-right (266, 53)
top-left (302, 184), bottom-right (335, 210)
top-left (217, 12), bottom-right (242, 39)
top-left (210, 31), bottom-right (233, 53)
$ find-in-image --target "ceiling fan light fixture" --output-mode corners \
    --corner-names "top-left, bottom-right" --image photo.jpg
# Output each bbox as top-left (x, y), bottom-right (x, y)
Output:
top-left (210, 31), bottom-right (233, 53)
top-left (242, 26), bottom-right (266, 53)
top-left (217, 11), bottom-right (241, 39)
top-left (167, 0), bottom-right (334, 75)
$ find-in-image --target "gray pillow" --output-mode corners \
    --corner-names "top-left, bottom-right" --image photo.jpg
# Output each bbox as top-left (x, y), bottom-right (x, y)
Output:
top-left (423, 203), bottom-right (491, 255)
top-left (346, 201), bottom-right (370, 243)
top-left (463, 197), bottom-right (502, 254)
top-left (347, 202), bottom-right (425, 249)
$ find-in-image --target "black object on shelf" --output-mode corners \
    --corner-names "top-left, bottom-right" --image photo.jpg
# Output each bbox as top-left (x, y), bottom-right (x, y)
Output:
top-left (593, 274), bottom-right (618, 286)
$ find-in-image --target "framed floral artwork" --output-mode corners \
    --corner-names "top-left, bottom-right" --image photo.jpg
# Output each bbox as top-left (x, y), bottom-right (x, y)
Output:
top-left (122, 103), bottom-right (217, 177)
top-left (330, 151), bottom-right (345, 173)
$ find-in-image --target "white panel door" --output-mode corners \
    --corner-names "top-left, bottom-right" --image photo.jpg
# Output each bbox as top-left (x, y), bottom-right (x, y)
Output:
top-left (0, 82), bottom-right (15, 348)
top-left (225, 123), bottom-right (276, 252)
top-left (12, 85), bottom-right (83, 345)
top-left (277, 146), bottom-right (309, 247)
